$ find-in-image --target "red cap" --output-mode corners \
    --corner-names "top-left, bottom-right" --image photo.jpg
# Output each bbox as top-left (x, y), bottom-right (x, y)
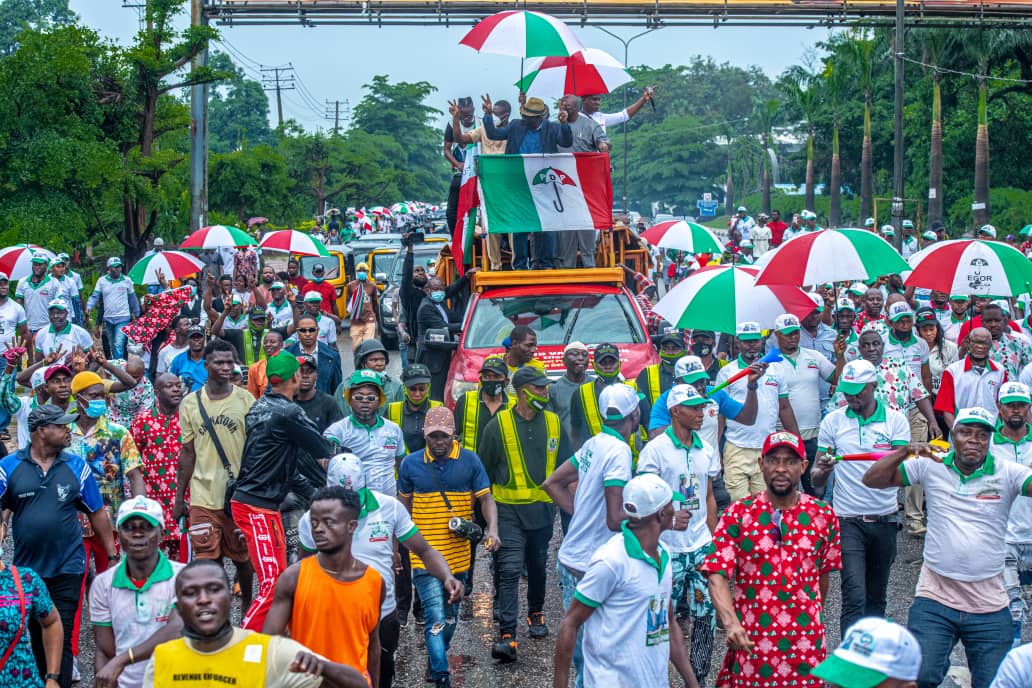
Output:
top-left (762, 431), bottom-right (806, 460)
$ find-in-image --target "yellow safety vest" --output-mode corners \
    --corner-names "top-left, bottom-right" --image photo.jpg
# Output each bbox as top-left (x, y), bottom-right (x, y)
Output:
top-left (459, 390), bottom-right (515, 452)
top-left (386, 399), bottom-right (442, 428)
top-left (578, 379), bottom-right (645, 460)
top-left (642, 364), bottom-right (662, 406)
top-left (152, 632), bottom-right (270, 688)
top-left (491, 408), bottom-right (560, 505)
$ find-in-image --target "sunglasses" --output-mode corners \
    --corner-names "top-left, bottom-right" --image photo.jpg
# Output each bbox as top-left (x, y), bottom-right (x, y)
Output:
top-left (297, 327), bottom-right (318, 334)
top-left (350, 394), bottom-right (380, 403)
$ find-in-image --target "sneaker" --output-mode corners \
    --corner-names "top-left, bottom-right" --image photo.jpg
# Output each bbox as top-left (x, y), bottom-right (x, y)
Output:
top-left (434, 678), bottom-right (451, 688)
top-left (528, 612), bottom-right (548, 639)
top-left (398, 612), bottom-right (409, 627)
top-left (491, 633), bottom-right (518, 662)
top-left (424, 667), bottom-right (434, 683)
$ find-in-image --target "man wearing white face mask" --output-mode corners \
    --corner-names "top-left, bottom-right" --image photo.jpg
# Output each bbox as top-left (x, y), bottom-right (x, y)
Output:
top-left (345, 261), bottom-right (379, 347)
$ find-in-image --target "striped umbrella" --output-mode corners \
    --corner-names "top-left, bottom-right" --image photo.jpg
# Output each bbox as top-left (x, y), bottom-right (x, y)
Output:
top-left (652, 265), bottom-right (816, 334)
top-left (904, 239), bottom-right (1032, 297)
top-left (128, 251), bottom-right (204, 285)
top-left (391, 203), bottom-right (411, 215)
top-left (369, 206), bottom-right (393, 217)
top-left (259, 230), bottom-right (330, 257)
top-left (0, 245), bottom-right (57, 280)
top-left (641, 220), bottom-right (722, 255)
top-left (755, 228), bottom-right (909, 286)
top-left (460, 11), bottom-right (583, 58)
top-left (517, 48), bottom-right (632, 97)
top-left (180, 225), bottom-right (256, 250)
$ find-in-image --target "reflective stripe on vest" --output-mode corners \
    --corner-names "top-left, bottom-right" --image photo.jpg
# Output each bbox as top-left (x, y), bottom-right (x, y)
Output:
top-left (152, 632), bottom-right (270, 688)
top-left (645, 364), bottom-right (661, 405)
top-left (579, 379), bottom-right (643, 459)
top-left (461, 391), bottom-right (516, 452)
top-left (491, 408), bottom-right (560, 504)
top-left (387, 399), bottom-right (442, 428)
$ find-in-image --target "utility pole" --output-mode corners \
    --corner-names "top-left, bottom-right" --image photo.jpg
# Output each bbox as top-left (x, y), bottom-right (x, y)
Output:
top-left (890, 0), bottom-right (906, 250)
top-left (261, 66), bottom-right (295, 127)
top-left (325, 98), bottom-right (350, 135)
top-left (189, 0), bottom-right (209, 232)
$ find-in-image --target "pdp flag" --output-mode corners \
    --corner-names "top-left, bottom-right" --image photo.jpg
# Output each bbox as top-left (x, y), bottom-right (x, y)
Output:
top-left (451, 153), bottom-right (479, 275)
top-left (478, 153), bottom-right (612, 234)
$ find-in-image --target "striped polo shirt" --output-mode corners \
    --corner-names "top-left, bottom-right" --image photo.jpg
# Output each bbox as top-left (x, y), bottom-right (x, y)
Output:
top-left (397, 441), bottom-right (490, 574)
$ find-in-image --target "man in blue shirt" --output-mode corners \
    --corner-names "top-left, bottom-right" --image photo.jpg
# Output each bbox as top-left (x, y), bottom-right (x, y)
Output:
top-left (169, 326), bottom-right (208, 392)
top-left (0, 404), bottom-right (116, 687)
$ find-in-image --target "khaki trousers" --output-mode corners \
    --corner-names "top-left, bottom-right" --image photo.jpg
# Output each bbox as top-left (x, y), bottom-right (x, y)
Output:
top-left (723, 442), bottom-right (765, 502)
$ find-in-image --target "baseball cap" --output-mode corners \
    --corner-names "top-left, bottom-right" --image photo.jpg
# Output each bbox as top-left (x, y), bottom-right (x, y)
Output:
top-left (30, 368), bottom-right (45, 390)
top-left (736, 205), bottom-right (747, 213)
top-left (977, 224), bottom-right (997, 238)
top-left (863, 217), bottom-right (876, 227)
top-left (667, 384), bottom-right (709, 409)
top-left (657, 331), bottom-right (684, 348)
top-left (30, 254), bottom-right (49, 265)
top-left (949, 293), bottom-right (970, 302)
top-left (599, 383), bottom-right (640, 420)
top-left (593, 343), bottom-right (621, 363)
top-left (27, 404), bottom-right (78, 432)
top-left (232, 365), bottom-right (243, 377)
top-left (622, 473), bottom-right (685, 519)
top-left (43, 364), bottom-right (72, 382)
top-left (107, 256), bottom-right (123, 267)
top-left (348, 368), bottom-right (384, 390)
top-left (563, 341), bottom-right (589, 356)
top-left (326, 452), bottom-right (365, 490)
top-left (999, 381), bottom-right (1032, 405)
top-left (298, 512), bottom-right (316, 553)
top-left (266, 352), bottom-right (300, 382)
top-left (881, 225), bottom-right (896, 236)
top-left (887, 302), bottom-right (914, 322)
top-left (296, 353), bottom-right (316, 368)
top-left (802, 210), bottom-right (817, 220)
top-left (303, 292), bottom-right (323, 303)
top-left (186, 325), bottom-right (205, 338)
top-left (116, 495), bottom-right (164, 528)
top-left (314, 262), bottom-right (327, 272)
top-left (46, 298), bottom-right (67, 311)
top-left (71, 371), bottom-right (104, 395)
top-left (401, 363), bottom-right (432, 386)
top-left (674, 355), bottom-right (709, 385)
top-left (270, 281), bottom-right (285, 290)
top-left (762, 430), bottom-right (806, 460)
top-left (952, 406), bottom-right (997, 431)
top-left (837, 360), bottom-right (878, 395)
top-left (152, 237), bottom-right (165, 247)
top-left (836, 297), bottom-right (856, 312)
top-left (736, 322), bottom-right (762, 341)
top-left (902, 219), bottom-right (914, 229)
top-left (848, 282), bottom-right (868, 296)
top-left (991, 298), bottom-right (1011, 316)
top-left (0, 272), bottom-right (8, 282)
top-left (914, 308), bottom-right (938, 326)
top-left (774, 313), bottom-right (801, 334)
top-left (511, 366), bottom-right (550, 389)
top-left (922, 230), bottom-right (937, 241)
top-left (807, 291), bottom-right (825, 313)
top-left (480, 355), bottom-right (508, 377)
top-left (811, 617), bottom-right (921, 688)
top-left (229, 295), bottom-right (243, 306)
top-left (423, 406), bottom-right (456, 436)
top-left (248, 307), bottom-right (267, 319)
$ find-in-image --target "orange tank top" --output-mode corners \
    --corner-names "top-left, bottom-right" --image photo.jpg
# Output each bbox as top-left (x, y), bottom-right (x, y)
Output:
top-left (290, 555), bottom-right (382, 681)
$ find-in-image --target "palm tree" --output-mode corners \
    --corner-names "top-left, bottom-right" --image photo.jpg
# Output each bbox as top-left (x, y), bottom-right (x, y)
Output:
top-left (846, 31), bottom-right (878, 220)
top-left (914, 30), bottom-right (949, 226)
top-left (752, 97), bottom-right (781, 214)
top-left (782, 67), bottom-right (822, 212)
top-left (822, 59), bottom-right (845, 226)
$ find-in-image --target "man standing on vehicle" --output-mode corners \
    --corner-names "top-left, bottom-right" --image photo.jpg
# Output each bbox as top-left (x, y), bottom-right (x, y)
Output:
top-left (443, 96), bottom-right (477, 233)
top-left (580, 88), bottom-right (655, 134)
top-left (556, 94), bottom-right (608, 270)
top-left (479, 366), bottom-right (570, 662)
top-left (345, 262), bottom-right (378, 347)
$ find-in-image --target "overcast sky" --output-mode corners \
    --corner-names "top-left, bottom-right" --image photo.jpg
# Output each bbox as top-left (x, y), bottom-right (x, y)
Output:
top-left (72, 2), bottom-right (828, 132)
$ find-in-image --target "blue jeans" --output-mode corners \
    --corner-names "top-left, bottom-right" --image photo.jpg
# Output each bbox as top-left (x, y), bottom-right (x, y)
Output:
top-left (557, 563), bottom-right (585, 688)
top-left (104, 318), bottom-right (130, 359)
top-left (512, 234), bottom-right (556, 270)
top-left (907, 595), bottom-right (1012, 688)
top-left (413, 568), bottom-right (466, 681)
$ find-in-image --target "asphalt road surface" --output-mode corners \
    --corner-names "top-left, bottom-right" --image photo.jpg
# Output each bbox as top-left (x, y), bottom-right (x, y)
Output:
top-left (8, 331), bottom-right (988, 687)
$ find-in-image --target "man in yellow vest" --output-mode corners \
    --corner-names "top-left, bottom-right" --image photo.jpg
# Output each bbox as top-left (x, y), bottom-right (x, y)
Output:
top-left (384, 363), bottom-right (442, 454)
top-left (636, 331), bottom-right (686, 410)
top-left (479, 366), bottom-right (570, 664)
top-left (569, 343), bottom-right (650, 450)
top-left (143, 558), bottom-right (366, 688)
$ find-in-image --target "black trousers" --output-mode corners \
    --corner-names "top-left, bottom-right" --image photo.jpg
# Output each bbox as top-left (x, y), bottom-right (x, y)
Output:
top-left (495, 516), bottom-right (552, 636)
top-left (839, 517), bottom-right (898, 636)
top-left (31, 572), bottom-right (84, 688)
top-left (378, 610), bottom-right (401, 688)
top-left (446, 174), bottom-right (461, 232)
top-left (395, 543), bottom-right (413, 619)
top-left (801, 437), bottom-right (822, 497)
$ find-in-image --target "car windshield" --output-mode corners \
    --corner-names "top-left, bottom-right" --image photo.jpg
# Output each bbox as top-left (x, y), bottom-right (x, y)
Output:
top-left (298, 255), bottom-right (341, 280)
top-left (389, 246), bottom-right (442, 284)
top-left (465, 292), bottom-right (646, 348)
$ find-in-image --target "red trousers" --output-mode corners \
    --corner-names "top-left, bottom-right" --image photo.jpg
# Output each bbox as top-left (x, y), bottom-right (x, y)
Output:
top-left (231, 500), bottom-right (287, 631)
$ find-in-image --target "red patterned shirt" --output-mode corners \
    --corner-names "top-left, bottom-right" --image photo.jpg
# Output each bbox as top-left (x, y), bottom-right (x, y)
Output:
top-left (129, 409), bottom-right (184, 549)
top-left (853, 311), bottom-right (883, 334)
top-left (701, 491), bottom-right (841, 687)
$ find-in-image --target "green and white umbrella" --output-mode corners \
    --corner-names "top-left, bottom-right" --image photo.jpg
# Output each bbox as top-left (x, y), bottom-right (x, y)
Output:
top-left (459, 10), bottom-right (584, 58)
top-left (1019, 224), bottom-right (1032, 238)
top-left (653, 266), bottom-right (816, 334)
top-left (128, 251), bottom-right (205, 285)
top-left (259, 230), bottom-right (330, 257)
top-left (180, 225), bottom-right (256, 250)
top-left (904, 239), bottom-right (1032, 297)
top-left (755, 228), bottom-right (909, 286)
top-left (641, 220), bottom-right (723, 255)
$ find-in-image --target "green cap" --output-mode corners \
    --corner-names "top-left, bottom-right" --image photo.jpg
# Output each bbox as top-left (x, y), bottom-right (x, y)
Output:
top-left (266, 352), bottom-right (300, 382)
top-left (348, 368), bottom-right (384, 390)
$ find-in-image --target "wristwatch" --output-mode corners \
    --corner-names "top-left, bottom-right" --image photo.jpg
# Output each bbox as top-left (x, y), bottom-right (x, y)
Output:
top-left (46, 674), bottom-right (61, 681)
top-left (747, 382), bottom-right (759, 390)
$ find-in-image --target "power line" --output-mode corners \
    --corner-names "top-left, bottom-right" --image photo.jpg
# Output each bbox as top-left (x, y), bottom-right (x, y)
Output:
top-left (261, 66), bottom-right (295, 127)
top-left (900, 54), bottom-right (1032, 84)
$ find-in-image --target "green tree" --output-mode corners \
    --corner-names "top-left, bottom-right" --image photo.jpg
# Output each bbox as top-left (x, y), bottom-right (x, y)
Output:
top-left (0, 0), bottom-right (75, 55)
top-left (751, 98), bottom-right (781, 214)
top-left (207, 51), bottom-right (274, 153)
top-left (209, 144), bottom-right (292, 224)
top-left (781, 66), bottom-right (822, 211)
top-left (845, 30), bottom-right (879, 221)
top-left (821, 59), bottom-right (846, 225)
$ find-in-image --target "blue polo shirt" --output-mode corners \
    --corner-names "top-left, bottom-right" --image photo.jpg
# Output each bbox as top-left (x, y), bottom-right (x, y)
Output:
top-left (169, 351), bottom-right (207, 392)
top-left (648, 386), bottom-right (744, 431)
top-left (0, 448), bottom-right (104, 578)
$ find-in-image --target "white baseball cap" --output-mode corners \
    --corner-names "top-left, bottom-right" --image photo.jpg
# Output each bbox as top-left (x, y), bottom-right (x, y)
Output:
top-left (837, 360), bottom-right (878, 395)
top-left (774, 313), bottom-right (801, 334)
top-left (666, 384), bottom-right (709, 410)
top-left (298, 511), bottom-right (316, 553)
top-left (807, 291), bottom-right (825, 313)
top-left (622, 473), bottom-right (685, 519)
top-left (674, 355), bottom-right (709, 385)
top-left (836, 297), bottom-right (856, 312)
top-left (881, 224), bottom-right (896, 236)
top-left (564, 340), bottom-right (589, 355)
top-left (863, 217), bottom-right (876, 227)
top-left (902, 219), bottom-right (914, 229)
top-left (736, 321), bottom-right (762, 340)
top-left (887, 302), bottom-right (914, 322)
top-left (952, 406), bottom-right (997, 431)
top-left (999, 381), bottom-right (1032, 405)
top-left (848, 282), bottom-right (868, 296)
top-left (978, 224), bottom-right (997, 238)
top-left (30, 368), bottom-right (46, 390)
top-left (303, 292), bottom-right (323, 303)
top-left (153, 237), bottom-right (165, 246)
top-left (107, 256), bottom-right (123, 268)
top-left (600, 383), bottom-right (640, 421)
top-left (326, 452), bottom-right (365, 491)
top-left (116, 495), bottom-right (164, 528)
top-left (990, 298), bottom-right (1011, 316)
top-left (811, 617), bottom-right (921, 688)
top-left (922, 230), bottom-right (937, 241)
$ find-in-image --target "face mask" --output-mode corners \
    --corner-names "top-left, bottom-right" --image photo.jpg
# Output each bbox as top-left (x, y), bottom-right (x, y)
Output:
top-left (188, 286), bottom-right (196, 297)
top-left (524, 390), bottom-right (549, 412)
top-left (481, 380), bottom-right (505, 396)
top-left (492, 114), bottom-right (504, 127)
top-left (311, 276), bottom-right (324, 283)
top-left (691, 342), bottom-right (712, 357)
top-left (430, 291), bottom-right (446, 303)
top-left (659, 352), bottom-right (682, 365)
top-left (356, 271), bottom-right (367, 281)
top-left (594, 361), bottom-right (621, 380)
top-left (83, 399), bottom-right (107, 419)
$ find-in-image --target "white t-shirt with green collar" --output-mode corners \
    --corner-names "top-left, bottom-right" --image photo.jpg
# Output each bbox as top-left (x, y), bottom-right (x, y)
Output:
top-left (575, 523), bottom-right (674, 688)
top-left (991, 423), bottom-right (1032, 544)
top-left (716, 355), bottom-right (789, 449)
top-left (34, 321), bottom-right (93, 357)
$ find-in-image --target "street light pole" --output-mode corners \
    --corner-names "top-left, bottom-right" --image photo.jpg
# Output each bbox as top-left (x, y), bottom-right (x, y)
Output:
top-left (595, 26), bottom-right (660, 214)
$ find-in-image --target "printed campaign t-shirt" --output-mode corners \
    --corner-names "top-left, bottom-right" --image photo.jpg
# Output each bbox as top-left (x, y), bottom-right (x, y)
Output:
top-left (179, 386), bottom-right (255, 510)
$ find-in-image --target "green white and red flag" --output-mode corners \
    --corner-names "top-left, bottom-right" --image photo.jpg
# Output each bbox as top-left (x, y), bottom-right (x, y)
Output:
top-left (451, 153), bottom-right (479, 275)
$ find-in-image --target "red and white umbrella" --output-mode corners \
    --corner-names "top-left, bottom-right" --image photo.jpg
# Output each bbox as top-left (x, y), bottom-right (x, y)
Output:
top-left (128, 251), bottom-right (204, 285)
top-left (754, 228), bottom-right (909, 286)
top-left (460, 10), bottom-right (584, 58)
top-left (369, 206), bottom-right (393, 217)
top-left (0, 245), bottom-right (57, 280)
top-left (259, 230), bottom-right (330, 257)
top-left (641, 220), bottom-right (723, 255)
top-left (357, 217), bottom-right (373, 231)
top-left (180, 225), bottom-right (256, 250)
top-left (904, 239), bottom-right (1032, 297)
top-left (517, 48), bottom-right (632, 97)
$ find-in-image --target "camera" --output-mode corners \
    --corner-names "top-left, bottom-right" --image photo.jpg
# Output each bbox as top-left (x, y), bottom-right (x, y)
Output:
top-left (448, 517), bottom-right (483, 543)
